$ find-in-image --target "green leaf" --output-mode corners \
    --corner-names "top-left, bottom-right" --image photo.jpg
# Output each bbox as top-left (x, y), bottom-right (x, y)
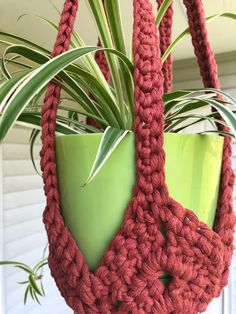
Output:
top-left (162, 12), bottom-right (236, 62)
top-left (2, 44), bottom-right (50, 66)
top-left (2, 43), bottom-right (133, 127)
top-left (0, 39), bottom-right (15, 47)
top-left (200, 130), bottom-right (234, 137)
top-left (71, 29), bottom-right (111, 84)
top-left (163, 90), bottom-right (193, 103)
top-left (18, 281), bottom-right (29, 285)
top-left (164, 95), bottom-right (213, 117)
top-left (168, 98), bottom-right (236, 137)
top-left (15, 265), bottom-right (33, 274)
top-left (40, 281), bottom-right (45, 296)
top-left (1, 43), bottom-right (125, 127)
top-left (165, 114), bottom-right (224, 133)
top-left (0, 261), bottom-right (32, 273)
top-left (57, 72), bottom-right (106, 118)
top-left (203, 98), bottom-right (236, 137)
top-left (190, 87), bottom-right (236, 108)
top-left (45, 1), bottom-right (110, 84)
top-left (56, 115), bottom-right (101, 133)
top-left (1, 54), bottom-right (32, 80)
top-left (24, 286), bottom-right (30, 305)
top-left (21, 112), bottom-right (101, 133)
top-left (29, 274), bottom-right (43, 296)
top-left (17, 13), bottom-right (103, 76)
top-left (2, 45), bottom-right (97, 115)
top-left (53, 80), bottom-right (113, 127)
top-left (2, 56), bottom-right (31, 68)
top-left (105, 0), bottom-right (134, 119)
top-left (86, 0), bottom-right (125, 121)
top-left (0, 46), bottom-right (133, 140)
top-left (47, 0), bottom-right (61, 14)
top-left (0, 71), bottom-right (32, 110)
top-left (66, 72), bottom-right (122, 127)
top-left (25, 104), bottom-right (108, 128)
top-left (29, 285), bottom-right (35, 300)
top-left (33, 258), bottom-right (48, 273)
top-left (165, 115), bottom-right (193, 132)
top-left (58, 105), bottom-right (108, 127)
top-left (163, 88), bottom-right (235, 116)
top-left (17, 114), bottom-right (80, 135)
top-left (83, 127), bottom-right (131, 186)
top-left (29, 129), bottom-right (41, 176)
top-left (32, 290), bottom-right (41, 304)
top-left (156, 0), bottom-right (173, 27)
top-left (0, 31), bottom-right (50, 54)
top-left (104, 0), bottom-right (126, 55)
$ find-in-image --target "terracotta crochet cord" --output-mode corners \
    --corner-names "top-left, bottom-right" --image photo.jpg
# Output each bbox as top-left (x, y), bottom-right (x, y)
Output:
top-left (160, 0), bottom-right (236, 289)
top-left (89, 0), bottom-right (173, 128)
top-left (94, 0), bottom-right (173, 91)
top-left (156, 0), bottom-right (173, 92)
top-left (94, 0), bottom-right (110, 81)
top-left (95, 38), bottom-right (110, 81)
top-left (183, 0), bottom-right (236, 288)
top-left (40, 0), bottom-right (235, 313)
top-left (87, 0), bottom-right (110, 128)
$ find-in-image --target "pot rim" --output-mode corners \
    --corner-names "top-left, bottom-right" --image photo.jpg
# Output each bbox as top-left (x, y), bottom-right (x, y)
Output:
top-left (56, 132), bottom-right (225, 143)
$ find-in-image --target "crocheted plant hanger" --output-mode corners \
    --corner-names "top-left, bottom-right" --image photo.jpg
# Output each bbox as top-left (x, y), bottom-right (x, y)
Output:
top-left (40, 0), bottom-right (235, 313)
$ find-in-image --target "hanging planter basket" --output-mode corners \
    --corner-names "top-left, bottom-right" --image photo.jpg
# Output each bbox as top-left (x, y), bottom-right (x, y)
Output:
top-left (40, 0), bottom-right (236, 313)
top-left (55, 133), bottom-right (224, 272)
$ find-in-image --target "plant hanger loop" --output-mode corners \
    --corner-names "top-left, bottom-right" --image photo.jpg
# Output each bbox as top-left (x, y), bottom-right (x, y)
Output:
top-left (182, 0), bottom-right (235, 288)
top-left (40, 0), bottom-right (235, 313)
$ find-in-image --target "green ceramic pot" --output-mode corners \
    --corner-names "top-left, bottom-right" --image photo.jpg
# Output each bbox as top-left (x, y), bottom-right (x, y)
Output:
top-left (55, 133), bottom-right (224, 271)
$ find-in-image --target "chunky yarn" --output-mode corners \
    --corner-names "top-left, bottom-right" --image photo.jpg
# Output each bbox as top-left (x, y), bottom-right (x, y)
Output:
top-left (87, 0), bottom-right (110, 128)
top-left (40, 0), bottom-right (235, 313)
top-left (183, 0), bottom-right (236, 288)
top-left (156, 0), bottom-right (173, 92)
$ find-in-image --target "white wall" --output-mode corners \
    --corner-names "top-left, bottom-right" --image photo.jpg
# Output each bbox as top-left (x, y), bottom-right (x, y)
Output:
top-left (0, 127), bottom-right (71, 314)
top-left (0, 143), bottom-right (5, 313)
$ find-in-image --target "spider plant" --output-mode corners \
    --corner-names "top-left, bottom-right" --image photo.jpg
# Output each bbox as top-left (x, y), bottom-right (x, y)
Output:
top-left (1, 0), bottom-right (236, 305)
top-left (0, 2), bottom-right (236, 181)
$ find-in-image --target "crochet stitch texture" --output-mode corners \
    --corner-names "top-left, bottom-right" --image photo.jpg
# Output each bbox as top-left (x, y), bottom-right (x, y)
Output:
top-left (40, 0), bottom-right (235, 313)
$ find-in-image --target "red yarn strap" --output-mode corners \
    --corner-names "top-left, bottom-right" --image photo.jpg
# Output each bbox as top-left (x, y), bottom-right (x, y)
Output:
top-left (183, 0), bottom-right (235, 288)
top-left (95, 38), bottom-right (110, 81)
top-left (156, 0), bottom-right (173, 92)
top-left (40, 0), bottom-right (235, 312)
top-left (87, 37), bottom-right (110, 128)
top-left (41, 0), bottom-right (78, 204)
top-left (94, 0), bottom-right (110, 82)
top-left (86, 39), bottom-right (110, 129)
top-left (87, 0), bottom-right (110, 127)
top-left (51, 0), bottom-right (78, 57)
top-left (183, 0), bottom-right (220, 90)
